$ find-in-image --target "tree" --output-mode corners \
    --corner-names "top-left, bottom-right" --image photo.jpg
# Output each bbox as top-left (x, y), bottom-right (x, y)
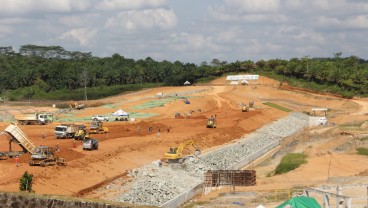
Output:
top-left (19, 171), bottom-right (33, 192)
top-left (80, 68), bottom-right (89, 100)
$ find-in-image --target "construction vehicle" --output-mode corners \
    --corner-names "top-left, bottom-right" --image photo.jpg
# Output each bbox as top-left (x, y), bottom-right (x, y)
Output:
top-left (242, 105), bottom-right (249, 112)
top-left (164, 140), bottom-right (201, 163)
top-left (68, 101), bottom-right (85, 110)
top-left (14, 113), bottom-right (50, 125)
top-left (0, 124), bottom-right (37, 159)
top-left (90, 121), bottom-right (109, 134)
top-left (54, 124), bottom-right (79, 139)
top-left (206, 117), bottom-right (217, 128)
top-left (74, 125), bottom-right (87, 140)
top-left (249, 101), bottom-right (254, 108)
top-left (29, 146), bottom-right (65, 167)
top-left (5, 123), bottom-right (37, 154)
top-left (83, 138), bottom-right (99, 150)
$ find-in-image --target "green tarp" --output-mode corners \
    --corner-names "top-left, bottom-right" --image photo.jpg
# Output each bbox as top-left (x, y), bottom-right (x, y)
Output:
top-left (276, 196), bottom-right (321, 208)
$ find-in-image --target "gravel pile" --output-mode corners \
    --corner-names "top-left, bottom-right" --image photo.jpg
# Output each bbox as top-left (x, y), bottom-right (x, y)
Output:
top-left (116, 162), bottom-right (202, 206)
top-left (115, 113), bottom-right (310, 207)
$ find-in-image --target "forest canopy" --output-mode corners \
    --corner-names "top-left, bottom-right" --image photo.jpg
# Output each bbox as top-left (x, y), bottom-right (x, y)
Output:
top-left (0, 45), bottom-right (367, 100)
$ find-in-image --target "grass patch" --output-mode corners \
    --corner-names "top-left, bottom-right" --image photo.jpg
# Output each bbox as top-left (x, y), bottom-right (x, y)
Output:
top-left (359, 137), bottom-right (368, 141)
top-left (263, 102), bottom-right (292, 112)
top-left (274, 153), bottom-right (307, 175)
top-left (357, 147), bottom-right (368, 156)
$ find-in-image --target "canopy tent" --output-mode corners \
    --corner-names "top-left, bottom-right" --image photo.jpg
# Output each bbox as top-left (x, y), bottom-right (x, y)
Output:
top-left (112, 109), bottom-right (129, 116)
top-left (276, 196), bottom-right (321, 208)
top-left (184, 81), bottom-right (191, 85)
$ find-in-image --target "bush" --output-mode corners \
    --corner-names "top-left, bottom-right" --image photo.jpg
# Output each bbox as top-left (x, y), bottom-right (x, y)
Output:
top-left (19, 171), bottom-right (33, 192)
top-left (274, 153), bottom-right (307, 175)
top-left (357, 147), bottom-right (368, 156)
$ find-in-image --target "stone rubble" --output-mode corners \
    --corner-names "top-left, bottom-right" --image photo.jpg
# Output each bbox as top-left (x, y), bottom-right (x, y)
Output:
top-left (115, 112), bottom-right (310, 207)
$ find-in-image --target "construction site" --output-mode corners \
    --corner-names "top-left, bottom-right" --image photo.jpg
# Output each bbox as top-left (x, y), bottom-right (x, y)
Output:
top-left (0, 76), bottom-right (368, 208)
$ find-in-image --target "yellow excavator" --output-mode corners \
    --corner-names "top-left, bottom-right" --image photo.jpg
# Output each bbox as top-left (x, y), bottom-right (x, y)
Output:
top-left (164, 140), bottom-right (201, 163)
top-left (242, 105), bottom-right (249, 112)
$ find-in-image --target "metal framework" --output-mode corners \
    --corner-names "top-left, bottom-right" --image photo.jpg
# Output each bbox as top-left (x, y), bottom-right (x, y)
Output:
top-left (204, 170), bottom-right (256, 188)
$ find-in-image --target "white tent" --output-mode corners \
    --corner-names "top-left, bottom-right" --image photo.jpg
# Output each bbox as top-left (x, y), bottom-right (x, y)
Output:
top-left (184, 81), bottom-right (191, 85)
top-left (112, 109), bottom-right (129, 116)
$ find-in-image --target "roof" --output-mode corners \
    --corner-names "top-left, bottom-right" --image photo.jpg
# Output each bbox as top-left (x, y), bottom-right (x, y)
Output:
top-left (276, 196), bottom-right (321, 208)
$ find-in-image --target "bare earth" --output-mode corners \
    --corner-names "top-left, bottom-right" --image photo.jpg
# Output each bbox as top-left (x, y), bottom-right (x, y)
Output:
top-left (0, 76), bottom-right (367, 207)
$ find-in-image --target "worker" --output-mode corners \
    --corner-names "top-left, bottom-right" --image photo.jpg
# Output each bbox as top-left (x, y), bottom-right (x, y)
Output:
top-left (157, 129), bottom-right (160, 138)
top-left (55, 143), bottom-right (60, 152)
top-left (72, 139), bottom-right (77, 148)
top-left (15, 156), bottom-right (19, 167)
top-left (42, 132), bottom-right (45, 140)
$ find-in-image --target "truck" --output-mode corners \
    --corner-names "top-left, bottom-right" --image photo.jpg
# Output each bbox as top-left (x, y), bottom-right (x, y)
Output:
top-left (15, 113), bottom-right (50, 125)
top-left (54, 124), bottom-right (79, 139)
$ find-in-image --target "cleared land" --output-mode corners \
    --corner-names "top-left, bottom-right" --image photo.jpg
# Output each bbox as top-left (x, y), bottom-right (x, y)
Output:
top-left (0, 76), bottom-right (367, 207)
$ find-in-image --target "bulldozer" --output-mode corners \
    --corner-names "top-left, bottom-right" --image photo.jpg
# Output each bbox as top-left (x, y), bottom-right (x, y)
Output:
top-left (90, 121), bottom-right (109, 134)
top-left (29, 146), bottom-right (65, 167)
top-left (164, 140), bottom-right (201, 163)
top-left (206, 117), bottom-right (217, 128)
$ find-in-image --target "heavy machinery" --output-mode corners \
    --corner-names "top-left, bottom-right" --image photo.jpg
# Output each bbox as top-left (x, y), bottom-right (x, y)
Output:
top-left (68, 101), bottom-right (85, 110)
top-left (241, 105), bottom-right (249, 112)
top-left (74, 125), bottom-right (87, 140)
top-left (29, 146), bottom-right (65, 167)
top-left (206, 117), bottom-right (217, 128)
top-left (90, 121), bottom-right (109, 134)
top-left (14, 113), bottom-right (50, 125)
top-left (164, 140), bottom-right (201, 163)
top-left (54, 124), bottom-right (79, 139)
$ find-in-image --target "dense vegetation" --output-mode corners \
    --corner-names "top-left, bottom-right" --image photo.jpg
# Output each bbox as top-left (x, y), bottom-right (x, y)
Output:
top-left (1, 45), bottom-right (367, 101)
top-left (274, 153), bottom-right (307, 175)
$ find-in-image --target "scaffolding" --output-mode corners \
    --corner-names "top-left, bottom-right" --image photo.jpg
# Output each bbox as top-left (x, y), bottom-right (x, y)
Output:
top-left (204, 170), bottom-right (256, 192)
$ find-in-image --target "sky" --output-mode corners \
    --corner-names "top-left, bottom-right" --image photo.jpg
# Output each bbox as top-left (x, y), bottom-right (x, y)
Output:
top-left (0, 0), bottom-right (367, 64)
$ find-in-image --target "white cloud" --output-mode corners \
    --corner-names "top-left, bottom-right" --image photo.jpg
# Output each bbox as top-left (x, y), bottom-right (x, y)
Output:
top-left (316, 15), bottom-right (368, 29)
top-left (0, 0), bottom-right (91, 16)
top-left (105, 8), bottom-right (176, 31)
top-left (59, 28), bottom-right (97, 46)
top-left (58, 14), bottom-right (100, 27)
top-left (96, 0), bottom-right (166, 11)
top-left (224, 0), bottom-right (280, 13)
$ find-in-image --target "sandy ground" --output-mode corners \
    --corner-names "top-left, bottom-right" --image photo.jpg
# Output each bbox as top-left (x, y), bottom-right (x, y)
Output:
top-left (0, 76), bottom-right (367, 207)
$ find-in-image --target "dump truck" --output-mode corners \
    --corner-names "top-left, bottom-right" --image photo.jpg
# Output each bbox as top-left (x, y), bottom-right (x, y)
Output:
top-left (29, 146), bottom-right (65, 167)
top-left (54, 124), bottom-right (79, 139)
top-left (5, 123), bottom-right (37, 154)
top-left (206, 117), bottom-right (217, 128)
top-left (90, 121), bottom-right (109, 134)
top-left (83, 138), bottom-right (99, 150)
top-left (164, 140), bottom-right (200, 163)
top-left (15, 113), bottom-right (50, 125)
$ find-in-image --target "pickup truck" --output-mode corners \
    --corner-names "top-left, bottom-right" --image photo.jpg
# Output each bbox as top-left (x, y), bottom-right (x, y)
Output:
top-left (92, 115), bottom-right (109, 121)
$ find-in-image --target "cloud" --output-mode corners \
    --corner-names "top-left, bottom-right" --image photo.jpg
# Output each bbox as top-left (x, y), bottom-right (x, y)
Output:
top-left (96, 0), bottom-right (166, 11)
top-left (59, 28), bottom-right (97, 46)
top-left (0, 25), bottom-right (14, 38)
top-left (105, 8), bottom-right (176, 31)
top-left (224, 0), bottom-right (280, 13)
top-left (316, 15), bottom-right (368, 29)
top-left (0, 0), bottom-right (91, 16)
